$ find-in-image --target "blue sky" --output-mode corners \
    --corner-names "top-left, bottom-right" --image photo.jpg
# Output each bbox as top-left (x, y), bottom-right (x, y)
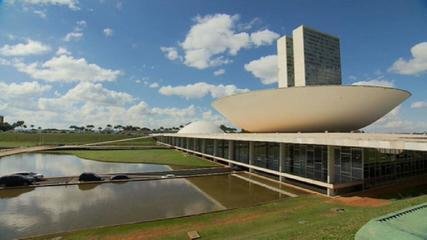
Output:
top-left (0, 0), bottom-right (426, 132)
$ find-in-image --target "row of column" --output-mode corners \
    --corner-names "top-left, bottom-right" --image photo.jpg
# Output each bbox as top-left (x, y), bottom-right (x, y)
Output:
top-left (169, 137), bottom-right (336, 196)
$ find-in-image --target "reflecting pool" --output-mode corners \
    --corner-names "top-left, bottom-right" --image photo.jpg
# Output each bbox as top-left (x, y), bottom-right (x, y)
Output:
top-left (0, 153), bottom-right (170, 177)
top-left (0, 154), bottom-right (287, 239)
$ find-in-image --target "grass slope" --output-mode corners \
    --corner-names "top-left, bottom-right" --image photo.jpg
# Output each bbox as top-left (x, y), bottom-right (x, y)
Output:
top-left (0, 132), bottom-right (142, 148)
top-left (32, 193), bottom-right (427, 240)
top-left (53, 149), bottom-right (219, 168)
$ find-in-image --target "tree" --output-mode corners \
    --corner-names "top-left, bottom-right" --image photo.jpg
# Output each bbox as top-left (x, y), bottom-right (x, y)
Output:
top-left (86, 125), bottom-right (95, 131)
top-left (13, 120), bottom-right (25, 129)
top-left (69, 125), bottom-right (79, 131)
top-left (220, 124), bottom-right (237, 133)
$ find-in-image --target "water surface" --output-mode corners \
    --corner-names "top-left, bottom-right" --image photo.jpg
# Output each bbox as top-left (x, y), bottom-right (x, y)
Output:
top-left (0, 153), bottom-right (170, 177)
top-left (0, 154), bottom-right (286, 239)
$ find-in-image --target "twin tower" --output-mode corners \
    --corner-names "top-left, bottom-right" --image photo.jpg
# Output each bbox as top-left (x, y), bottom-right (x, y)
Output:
top-left (277, 25), bottom-right (342, 88)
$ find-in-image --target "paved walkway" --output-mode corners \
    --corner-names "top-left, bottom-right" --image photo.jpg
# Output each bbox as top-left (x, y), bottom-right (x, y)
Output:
top-left (0, 146), bottom-right (57, 158)
top-left (83, 135), bottom-right (153, 146)
top-left (0, 167), bottom-right (233, 190)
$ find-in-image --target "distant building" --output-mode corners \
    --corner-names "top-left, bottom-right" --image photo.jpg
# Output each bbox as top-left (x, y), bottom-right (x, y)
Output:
top-left (278, 25), bottom-right (341, 88)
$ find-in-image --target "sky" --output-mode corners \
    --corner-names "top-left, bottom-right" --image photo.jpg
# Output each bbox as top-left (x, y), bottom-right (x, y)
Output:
top-left (0, 0), bottom-right (426, 132)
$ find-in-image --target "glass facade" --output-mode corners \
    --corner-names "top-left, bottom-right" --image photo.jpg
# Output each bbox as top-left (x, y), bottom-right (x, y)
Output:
top-left (333, 147), bottom-right (363, 183)
top-left (364, 148), bottom-right (427, 187)
top-left (205, 139), bottom-right (214, 155)
top-left (233, 141), bottom-right (249, 164)
top-left (284, 144), bottom-right (328, 182)
top-left (158, 136), bottom-right (427, 190)
top-left (216, 140), bottom-right (229, 159)
top-left (254, 142), bottom-right (279, 171)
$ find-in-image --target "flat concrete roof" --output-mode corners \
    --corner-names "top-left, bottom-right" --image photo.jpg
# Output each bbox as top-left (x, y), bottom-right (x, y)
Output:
top-left (156, 132), bottom-right (427, 152)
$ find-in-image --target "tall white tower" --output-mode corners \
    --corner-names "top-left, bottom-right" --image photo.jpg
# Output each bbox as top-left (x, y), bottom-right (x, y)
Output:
top-left (277, 25), bottom-right (341, 88)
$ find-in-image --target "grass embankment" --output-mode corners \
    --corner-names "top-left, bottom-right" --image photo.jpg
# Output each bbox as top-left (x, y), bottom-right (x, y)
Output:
top-left (33, 191), bottom-right (427, 240)
top-left (93, 137), bottom-right (156, 146)
top-left (52, 149), bottom-right (220, 169)
top-left (0, 132), bottom-right (143, 148)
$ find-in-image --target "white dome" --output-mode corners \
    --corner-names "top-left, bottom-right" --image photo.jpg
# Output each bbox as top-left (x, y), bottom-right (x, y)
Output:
top-left (178, 121), bottom-right (224, 134)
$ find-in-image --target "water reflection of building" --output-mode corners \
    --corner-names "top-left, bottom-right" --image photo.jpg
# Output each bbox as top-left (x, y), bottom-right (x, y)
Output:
top-left (156, 26), bottom-right (427, 196)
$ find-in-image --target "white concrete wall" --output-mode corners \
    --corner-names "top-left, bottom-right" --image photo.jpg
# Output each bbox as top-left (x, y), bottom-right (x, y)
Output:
top-left (292, 26), bottom-right (306, 87)
top-left (277, 36), bottom-right (287, 88)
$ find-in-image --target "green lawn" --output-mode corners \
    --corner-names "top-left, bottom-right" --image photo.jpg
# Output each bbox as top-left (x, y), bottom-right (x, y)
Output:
top-left (32, 191), bottom-right (427, 240)
top-left (51, 149), bottom-right (220, 168)
top-left (0, 132), bottom-right (145, 148)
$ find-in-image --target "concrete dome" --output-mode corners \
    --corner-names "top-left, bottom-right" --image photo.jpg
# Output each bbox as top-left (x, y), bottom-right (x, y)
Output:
top-left (178, 121), bottom-right (224, 134)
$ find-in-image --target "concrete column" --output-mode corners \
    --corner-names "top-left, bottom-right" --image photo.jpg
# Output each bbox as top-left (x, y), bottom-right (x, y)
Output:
top-left (327, 145), bottom-right (336, 196)
top-left (213, 139), bottom-right (218, 157)
top-left (228, 140), bottom-right (234, 167)
top-left (279, 143), bottom-right (286, 181)
top-left (193, 138), bottom-right (197, 151)
top-left (249, 142), bottom-right (254, 172)
top-left (186, 138), bottom-right (190, 149)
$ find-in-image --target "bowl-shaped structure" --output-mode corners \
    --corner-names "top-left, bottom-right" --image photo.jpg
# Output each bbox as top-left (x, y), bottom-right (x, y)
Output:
top-left (212, 85), bottom-right (410, 133)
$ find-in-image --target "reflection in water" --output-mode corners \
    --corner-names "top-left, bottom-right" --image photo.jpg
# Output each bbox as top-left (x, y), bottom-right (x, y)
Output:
top-left (0, 153), bottom-right (171, 177)
top-left (0, 154), bottom-right (286, 239)
top-left (189, 175), bottom-right (284, 208)
top-left (0, 179), bottom-right (223, 239)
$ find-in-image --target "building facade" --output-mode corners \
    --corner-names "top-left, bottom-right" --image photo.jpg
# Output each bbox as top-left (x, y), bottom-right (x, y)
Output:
top-left (277, 25), bottom-right (341, 88)
top-left (277, 36), bottom-right (294, 88)
top-left (157, 133), bottom-right (427, 195)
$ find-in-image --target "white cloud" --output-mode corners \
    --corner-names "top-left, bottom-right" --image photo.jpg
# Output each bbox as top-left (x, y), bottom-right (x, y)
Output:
top-left (149, 82), bottom-right (159, 88)
top-left (150, 105), bottom-right (196, 118)
top-left (352, 79), bottom-right (394, 88)
top-left (411, 101), bottom-right (427, 109)
top-left (0, 81), bottom-right (51, 111)
top-left (389, 42), bottom-right (427, 75)
top-left (103, 28), bottom-right (113, 37)
top-left (10, 0), bottom-right (80, 10)
top-left (38, 82), bottom-right (134, 111)
top-left (14, 54), bottom-right (122, 83)
top-left (159, 82), bottom-right (249, 99)
top-left (33, 83), bottom-right (198, 128)
top-left (244, 55), bottom-right (277, 84)
top-left (33, 9), bottom-right (47, 18)
top-left (365, 105), bottom-right (427, 133)
top-left (213, 68), bottom-right (225, 76)
top-left (0, 81), bottom-right (51, 98)
top-left (0, 81), bottom-right (215, 129)
top-left (76, 20), bottom-right (87, 28)
top-left (237, 17), bottom-right (261, 31)
top-left (55, 47), bottom-right (71, 55)
top-left (63, 20), bottom-right (86, 42)
top-left (64, 32), bottom-right (83, 42)
top-left (175, 14), bottom-right (279, 69)
top-left (0, 39), bottom-right (50, 56)
top-left (160, 47), bottom-right (180, 61)
top-left (250, 29), bottom-right (280, 47)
